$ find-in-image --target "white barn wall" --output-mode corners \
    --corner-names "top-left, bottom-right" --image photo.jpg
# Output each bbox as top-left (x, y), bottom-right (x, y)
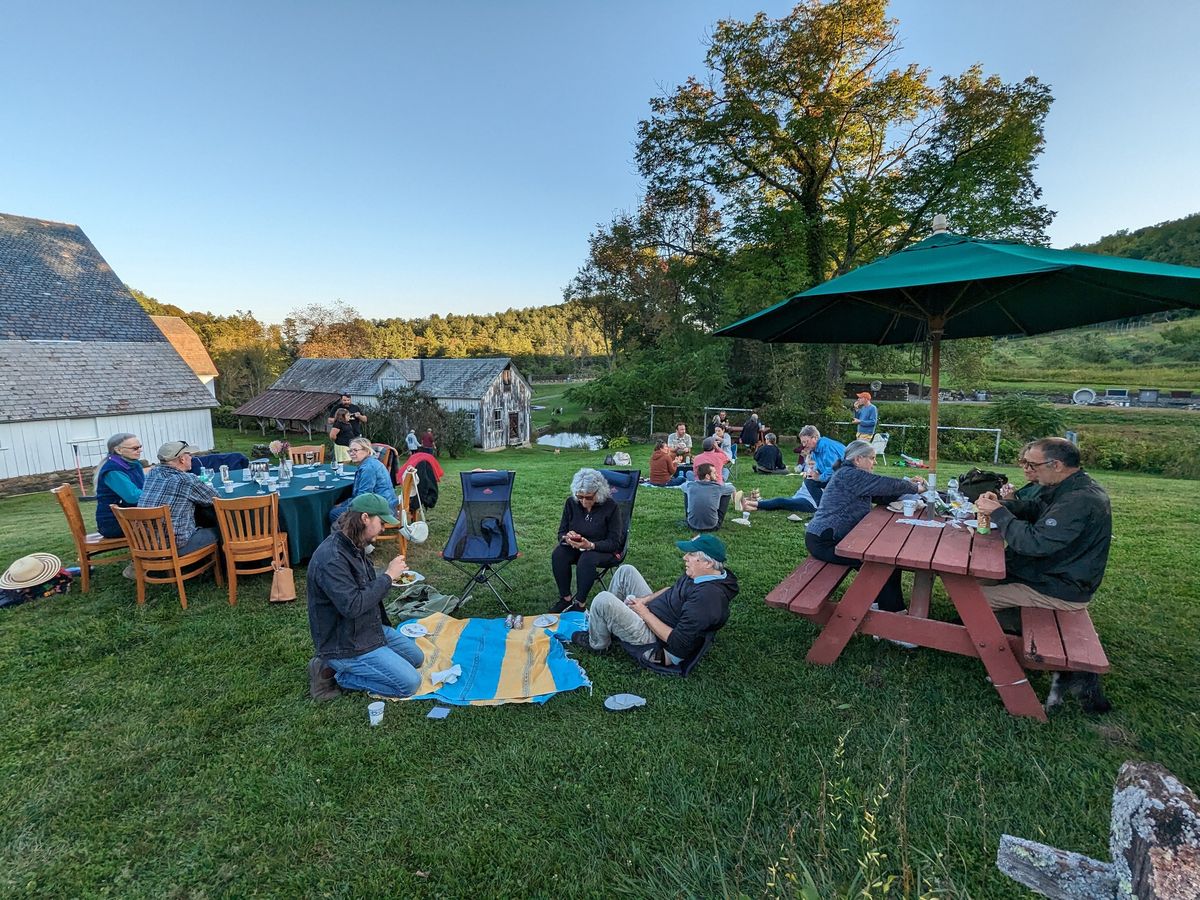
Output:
top-left (0, 409), bottom-right (214, 479)
top-left (436, 398), bottom-right (483, 445)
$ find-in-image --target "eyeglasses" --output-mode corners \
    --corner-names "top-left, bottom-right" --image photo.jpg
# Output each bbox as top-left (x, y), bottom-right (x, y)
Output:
top-left (1020, 458), bottom-right (1055, 470)
top-left (119, 444), bottom-right (142, 452)
top-left (575, 492), bottom-right (596, 501)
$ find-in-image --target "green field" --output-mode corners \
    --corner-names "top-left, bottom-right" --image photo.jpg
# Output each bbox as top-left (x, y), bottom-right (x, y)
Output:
top-left (531, 381), bottom-right (592, 430)
top-left (2, 437), bottom-right (1197, 897)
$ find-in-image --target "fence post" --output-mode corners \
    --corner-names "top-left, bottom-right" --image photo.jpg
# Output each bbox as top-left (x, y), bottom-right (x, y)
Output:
top-left (994, 429), bottom-right (1001, 464)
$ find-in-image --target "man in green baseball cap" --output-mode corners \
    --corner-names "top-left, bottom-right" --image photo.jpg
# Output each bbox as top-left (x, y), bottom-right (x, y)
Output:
top-left (569, 533), bottom-right (739, 671)
top-left (305, 493), bottom-right (417, 700)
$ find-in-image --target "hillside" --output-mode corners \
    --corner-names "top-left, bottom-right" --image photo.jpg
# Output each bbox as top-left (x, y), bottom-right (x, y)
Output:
top-left (1072, 210), bottom-right (1200, 266)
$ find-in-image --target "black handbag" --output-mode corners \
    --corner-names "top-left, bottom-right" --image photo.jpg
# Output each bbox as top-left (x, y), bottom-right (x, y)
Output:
top-left (957, 468), bottom-right (1008, 501)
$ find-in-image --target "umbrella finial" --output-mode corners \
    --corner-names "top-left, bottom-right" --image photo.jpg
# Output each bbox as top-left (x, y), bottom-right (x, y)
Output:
top-left (931, 214), bottom-right (949, 234)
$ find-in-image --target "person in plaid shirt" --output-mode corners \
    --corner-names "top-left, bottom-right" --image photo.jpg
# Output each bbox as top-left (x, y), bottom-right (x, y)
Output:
top-left (138, 441), bottom-right (219, 553)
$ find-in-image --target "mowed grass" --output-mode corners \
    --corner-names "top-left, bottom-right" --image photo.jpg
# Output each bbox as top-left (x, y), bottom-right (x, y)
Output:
top-left (1, 442), bottom-right (1197, 897)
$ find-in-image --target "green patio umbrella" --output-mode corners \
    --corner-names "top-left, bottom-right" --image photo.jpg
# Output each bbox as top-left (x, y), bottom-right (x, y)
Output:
top-left (714, 230), bottom-right (1200, 470)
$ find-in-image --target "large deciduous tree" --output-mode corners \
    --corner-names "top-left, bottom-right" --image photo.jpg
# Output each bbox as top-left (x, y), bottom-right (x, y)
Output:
top-left (635, 0), bottom-right (1053, 411)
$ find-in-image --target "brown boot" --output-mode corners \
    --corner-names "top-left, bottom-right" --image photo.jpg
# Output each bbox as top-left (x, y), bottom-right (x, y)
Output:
top-left (308, 656), bottom-right (341, 701)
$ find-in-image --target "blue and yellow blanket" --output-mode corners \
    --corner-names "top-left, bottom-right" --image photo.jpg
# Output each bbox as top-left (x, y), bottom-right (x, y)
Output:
top-left (400, 611), bottom-right (589, 706)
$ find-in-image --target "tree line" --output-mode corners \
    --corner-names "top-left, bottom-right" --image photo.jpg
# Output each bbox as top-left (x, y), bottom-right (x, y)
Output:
top-left (131, 291), bottom-right (609, 409)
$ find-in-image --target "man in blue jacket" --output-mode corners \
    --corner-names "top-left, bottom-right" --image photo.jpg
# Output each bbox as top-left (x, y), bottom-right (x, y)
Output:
top-left (797, 425), bottom-right (846, 507)
top-left (853, 392), bottom-right (878, 440)
top-left (571, 534), bottom-right (739, 670)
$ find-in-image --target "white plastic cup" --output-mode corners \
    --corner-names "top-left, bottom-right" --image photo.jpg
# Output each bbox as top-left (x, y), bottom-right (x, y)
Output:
top-left (318, 471), bottom-right (327, 483)
top-left (242, 468), bottom-right (251, 482)
top-left (224, 483), bottom-right (235, 494)
top-left (368, 701), bottom-right (385, 726)
top-left (902, 499), bottom-right (917, 517)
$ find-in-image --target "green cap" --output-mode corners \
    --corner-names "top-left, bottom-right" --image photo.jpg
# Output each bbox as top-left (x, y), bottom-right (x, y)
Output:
top-left (349, 493), bottom-right (399, 525)
top-left (675, 533), bottom-right (727, 562)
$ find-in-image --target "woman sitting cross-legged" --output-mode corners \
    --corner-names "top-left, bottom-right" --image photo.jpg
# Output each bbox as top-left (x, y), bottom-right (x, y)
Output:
top-left (329, 437), bottom-right (400, 524)
top-left (804, 440), bottom-right (926, 635)
top-left (649, 438), bottom-right (686, 487)
top-left (752, 432), bottom-right (788, 474)
top-left (549, 468), bottom-right (624, 613)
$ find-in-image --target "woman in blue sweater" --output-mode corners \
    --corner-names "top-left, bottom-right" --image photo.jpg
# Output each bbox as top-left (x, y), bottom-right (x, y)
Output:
top-left (329, 437), bottom-right (399, 524)
top-left (94, 433), bottom-right (146, 538)
top-left (805, 440), bottom-right (925, 614)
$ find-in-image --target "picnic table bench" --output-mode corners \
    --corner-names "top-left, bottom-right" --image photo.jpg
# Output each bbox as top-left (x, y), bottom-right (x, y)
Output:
top-left (765, 506), bottom-right (1110, 720)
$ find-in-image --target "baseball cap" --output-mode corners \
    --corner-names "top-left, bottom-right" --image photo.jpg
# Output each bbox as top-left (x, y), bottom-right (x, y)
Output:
top-left (157, 440), bottom-right (202, 462)
top-left (675, 533), bottom-right (727, 562)
top-left (349, 493), bottom-right (400, 524)
top-left (856, 391), bottom-right (872, 401)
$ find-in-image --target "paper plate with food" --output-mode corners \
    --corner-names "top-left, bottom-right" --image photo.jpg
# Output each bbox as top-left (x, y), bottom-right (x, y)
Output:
top-left (391, 571), bottom-right (425, 588)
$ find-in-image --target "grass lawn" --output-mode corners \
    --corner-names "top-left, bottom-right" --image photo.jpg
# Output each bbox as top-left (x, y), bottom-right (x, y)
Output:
top-left (531, 382), bottom-right (591, 430)
top-left (2, 438), bottom-right (1197, 897)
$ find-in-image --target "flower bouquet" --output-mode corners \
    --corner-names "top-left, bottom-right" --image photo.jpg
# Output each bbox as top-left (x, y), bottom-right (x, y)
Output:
top-left (269, 439), bottom-right (291, 461)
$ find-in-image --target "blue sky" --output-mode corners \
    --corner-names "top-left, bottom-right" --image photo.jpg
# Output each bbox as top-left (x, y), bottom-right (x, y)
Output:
top-left (4, 1), bottom-right (1198, 323)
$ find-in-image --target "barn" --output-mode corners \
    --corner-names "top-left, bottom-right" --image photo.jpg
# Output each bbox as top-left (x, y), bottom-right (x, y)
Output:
top-left (233, 357), bottom-right (532, 450)
top-left (0, 213), bottom-right (218, 486)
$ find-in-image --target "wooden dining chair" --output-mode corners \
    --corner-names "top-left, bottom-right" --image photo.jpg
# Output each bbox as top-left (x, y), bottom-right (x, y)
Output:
top-left (375, 467), bottom-right (424, 557)
top-left (112, 505), bottom-right (223, 609)
top-left (288, 445), bottom-right (325, 464)
top-left (212, 494), bottom-right (290, 605)
top-left (51, 483), bottom-right (130, 593)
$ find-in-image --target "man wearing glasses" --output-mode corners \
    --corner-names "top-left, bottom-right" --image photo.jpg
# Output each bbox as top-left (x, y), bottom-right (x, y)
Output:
top-left (138, 440), bottom-right (220, 554)
top-left (974, 437), bottom-right (1112, 613)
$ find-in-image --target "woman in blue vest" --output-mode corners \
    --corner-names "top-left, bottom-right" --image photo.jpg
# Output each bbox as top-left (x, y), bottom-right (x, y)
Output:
top-left (94, 433), bottom-right (146, 538)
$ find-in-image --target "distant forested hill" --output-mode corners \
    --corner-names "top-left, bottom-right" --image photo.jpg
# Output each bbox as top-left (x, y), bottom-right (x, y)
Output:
top-left (1072, 212), bottom-right (1200, 266)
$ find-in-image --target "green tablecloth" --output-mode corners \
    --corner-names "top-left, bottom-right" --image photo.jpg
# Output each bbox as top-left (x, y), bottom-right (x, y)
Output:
top-left (215, 463), bottom-right (355, 563)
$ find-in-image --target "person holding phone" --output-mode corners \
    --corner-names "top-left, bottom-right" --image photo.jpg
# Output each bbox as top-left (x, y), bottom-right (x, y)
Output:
top-left (549, 468), bottom-right (624, 613)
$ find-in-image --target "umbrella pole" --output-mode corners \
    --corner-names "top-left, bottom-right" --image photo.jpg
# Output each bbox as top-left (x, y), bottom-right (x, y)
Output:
top-left (928, 326), bottom-right (942, 474)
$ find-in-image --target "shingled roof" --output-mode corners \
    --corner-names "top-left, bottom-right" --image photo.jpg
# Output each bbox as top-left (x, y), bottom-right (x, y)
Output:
top-left (266, 357), bottom-right (517, 401)
top-left (415, 358), bottom-right (513, 398)
top-left (271, 358), bottom-right (396, 395)
top-left (0, 212), bottom-right (217, 422)
top-left (151, 315), bottom-right (218, 377)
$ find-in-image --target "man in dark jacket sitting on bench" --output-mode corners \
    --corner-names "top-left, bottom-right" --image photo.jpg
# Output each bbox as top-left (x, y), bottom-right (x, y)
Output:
top-left (975, 437), bottom-right (1111, 613)
top-left (570, 534), bottom-right (738, 670)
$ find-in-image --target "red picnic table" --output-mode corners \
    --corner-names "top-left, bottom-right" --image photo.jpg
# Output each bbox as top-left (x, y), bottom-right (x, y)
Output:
top-left (779, 506), bottom-right (1050, 721)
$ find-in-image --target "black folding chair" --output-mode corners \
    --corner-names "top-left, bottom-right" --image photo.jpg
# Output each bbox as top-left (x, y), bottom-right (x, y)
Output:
top-left (441, 470), bottom-right (519, 611)
top-left (595, 468), bottom-right (640, 592)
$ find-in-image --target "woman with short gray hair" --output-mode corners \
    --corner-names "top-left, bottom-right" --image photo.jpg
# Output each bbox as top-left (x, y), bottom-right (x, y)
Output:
top-left (805, 440), bottom-right (927, 620)
top-left (94, 433), bottom-right (145, 538)
top-left (550, 468), bottom-right (624, 612)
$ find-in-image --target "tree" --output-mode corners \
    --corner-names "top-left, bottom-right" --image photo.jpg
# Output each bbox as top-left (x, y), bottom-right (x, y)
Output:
top-left (635, 0), bottom-right (1053, 408)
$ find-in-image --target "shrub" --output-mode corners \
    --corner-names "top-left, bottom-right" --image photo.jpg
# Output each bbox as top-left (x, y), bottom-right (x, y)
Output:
top-left (366, 387), bottom-right (475, 459)
top-left (983, 394), bottom-right (1065, 442)
top-left (211, 405), bottom-right (240, 429)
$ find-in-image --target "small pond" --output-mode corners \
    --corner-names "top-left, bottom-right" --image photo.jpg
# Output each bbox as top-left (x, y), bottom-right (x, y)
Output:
top-left (536, 432), bottom-right (605, 450)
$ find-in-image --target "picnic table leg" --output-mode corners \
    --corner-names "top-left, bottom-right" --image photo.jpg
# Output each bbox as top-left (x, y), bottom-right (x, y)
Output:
top-left (910, 571), bottom-right (933, 619)
top-left (942, 574), bottom-right (1047, 722)
top-left (806, 562), bottom-right (894, 665)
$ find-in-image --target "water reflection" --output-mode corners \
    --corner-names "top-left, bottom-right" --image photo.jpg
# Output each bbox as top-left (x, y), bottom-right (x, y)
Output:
top-left (536, 432), bottom-right (604, 450)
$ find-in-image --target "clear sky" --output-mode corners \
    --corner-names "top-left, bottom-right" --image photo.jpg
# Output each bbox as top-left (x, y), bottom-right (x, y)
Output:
top-left (4, 1), bottom-right (1198, 323)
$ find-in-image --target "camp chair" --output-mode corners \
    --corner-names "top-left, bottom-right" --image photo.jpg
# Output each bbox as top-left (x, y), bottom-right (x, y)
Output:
top-left (191, 452), bottom-right (249, 475)
top-left (441, 470), bottom-right (519, 611)
top-left (371, 443), bottom-right (401, 485)
top-left (288, 445), bottom-right (325, 464)
top-left (113, 506), bottom-right (224, 609)
top-left (51, 483), bottom-right (129, 593)
top-left (212, 494), bottom-right (289, 605)
top-left (594, 468), bottom-right (640, 593)
top-left (869, 432), bottom-right (889, 466)
top-left (617, 632), bottom-right (716, 678)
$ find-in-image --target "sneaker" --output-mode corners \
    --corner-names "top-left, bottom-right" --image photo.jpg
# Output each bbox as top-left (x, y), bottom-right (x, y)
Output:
top-left (730, 515), bottom-right (751, 527)
top-left (308, 656), bottom-right (342, 701)
top-left (122, 564), bottom-right (135, 580)
top-left (732, 490), bottom-right (744, 512)
top-left (569, 630), bottom-right (600, 652)
top-left (787, 513), bottom-right (804, 522)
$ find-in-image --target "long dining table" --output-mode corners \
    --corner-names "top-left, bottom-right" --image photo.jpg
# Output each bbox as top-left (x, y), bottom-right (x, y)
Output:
top-left (214, 463), bottom-right (355, 563)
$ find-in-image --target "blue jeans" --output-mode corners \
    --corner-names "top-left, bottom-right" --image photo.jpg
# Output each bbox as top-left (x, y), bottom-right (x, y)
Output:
top-left (756, 496), bottom-right (817, 513)
top-left (329, 626), bottom-right (425, 697)
top-left (179, 526), bottom-right (219, 555)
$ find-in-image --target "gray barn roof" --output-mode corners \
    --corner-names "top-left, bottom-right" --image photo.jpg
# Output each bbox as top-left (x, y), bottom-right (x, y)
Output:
top-left (271, 358), bottom-right (395, 395)
top-left (416, 358), bottom-right (513, 398)
top-left (267, 357), bottom-right (517, 400)
top-left (0, 212), bottom-right (217, 422)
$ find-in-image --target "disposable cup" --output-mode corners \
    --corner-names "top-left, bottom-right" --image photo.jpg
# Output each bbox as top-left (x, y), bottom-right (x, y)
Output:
top-left (368, 701), bottom-right (385, 726)
top-left (224, 484), bottom-right (235, 494)
top-left (318, 471), bottom-right (327, 483)
top-left (902, 499), bottom-right (916, 517)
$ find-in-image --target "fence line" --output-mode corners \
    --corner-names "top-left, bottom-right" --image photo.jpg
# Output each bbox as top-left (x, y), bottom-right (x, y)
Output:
top-left (832, 421), bottom-right (1003, 464)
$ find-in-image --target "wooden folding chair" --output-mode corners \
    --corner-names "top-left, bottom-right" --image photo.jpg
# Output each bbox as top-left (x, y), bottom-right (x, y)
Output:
top-left (288, 445), bottom-right (325, 464)
top-left (51, 483), bottom-right (129, 593)
top-left (113, 506), bottom-right (223, 609)
top-left (212, 494), bottom-right (290, 605)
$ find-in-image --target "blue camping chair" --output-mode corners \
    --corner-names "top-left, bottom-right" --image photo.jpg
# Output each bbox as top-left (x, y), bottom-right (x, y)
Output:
top-left (441, 470), bottom-right (519, 610)
top-left (191, 452), bottom-right (249, 474)
top-left (594, 468), bottom-right (640, 593)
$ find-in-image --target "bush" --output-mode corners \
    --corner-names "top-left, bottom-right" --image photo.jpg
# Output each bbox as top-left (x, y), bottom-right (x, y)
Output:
top-left (211, 406), bottom-right (240, 429)
top-left (983, 394), bottom-right (1065, 442)
top-left (365, 387), bottom-right (475, 459)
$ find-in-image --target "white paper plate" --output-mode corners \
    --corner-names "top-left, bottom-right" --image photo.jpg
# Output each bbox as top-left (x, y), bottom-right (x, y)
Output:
top-left (532, 614), bottom-right (558, 628)
top-left (399, 623), bottom-right (428, 638)
top-left (392, 571), bottom-right (425, 588)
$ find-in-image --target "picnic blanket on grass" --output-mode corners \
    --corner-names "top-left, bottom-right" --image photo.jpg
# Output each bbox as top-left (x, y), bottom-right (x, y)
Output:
top-left (399, 611), bottom-right (589, 706)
